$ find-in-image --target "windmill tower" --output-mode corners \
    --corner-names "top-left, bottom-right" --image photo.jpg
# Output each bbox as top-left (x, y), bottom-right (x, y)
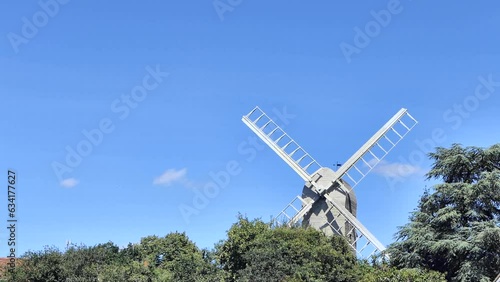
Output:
top-left (242, 106), bottom-right (418, 258)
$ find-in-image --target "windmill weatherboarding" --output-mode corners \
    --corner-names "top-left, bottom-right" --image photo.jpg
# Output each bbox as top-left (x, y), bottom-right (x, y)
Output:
top-left (242, 106), bottom-right (418, 258)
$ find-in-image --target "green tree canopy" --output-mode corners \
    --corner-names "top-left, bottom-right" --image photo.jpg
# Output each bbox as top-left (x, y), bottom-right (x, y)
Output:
top-left (388, 143), bottom-right (500, 281)
top-left (216, 216), bottom-right (358, 282)
top-left (3, 217), bottom-right (450, 282)
top-left (216, 215), bottom-right (268, 280)
top-left (2, 234), bottom-right (219, 282)
top-left (136, 232), bottom-right (216, 281)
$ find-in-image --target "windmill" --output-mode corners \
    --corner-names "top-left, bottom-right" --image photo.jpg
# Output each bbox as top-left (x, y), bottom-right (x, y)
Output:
top-left (242, 106), bottom-right (418, 258)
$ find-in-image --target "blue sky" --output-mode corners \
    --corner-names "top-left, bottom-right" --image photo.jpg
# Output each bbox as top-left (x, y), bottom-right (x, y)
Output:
top-left (0, 1), bottom-right (499, 256)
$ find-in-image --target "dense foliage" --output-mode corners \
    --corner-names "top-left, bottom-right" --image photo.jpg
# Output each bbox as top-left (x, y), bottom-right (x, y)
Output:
top-left (3, 233), bottom-right (220, 282)
top-left (3, 143), bottom-right (497, 281)
top-left (2, 218), bottom-right (444, 282)
top-left (388, 144), bottom-right (500, 281)
top-left (216, 217), bottom-right (358, 281)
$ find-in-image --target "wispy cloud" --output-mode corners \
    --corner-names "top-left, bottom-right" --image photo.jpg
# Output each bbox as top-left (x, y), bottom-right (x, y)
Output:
top-left (153, 168), bottom-right (187, 186)
top-left (370, 160), bottom-right (423, 178)
top-left (60, 178), bottom-right (79, 188)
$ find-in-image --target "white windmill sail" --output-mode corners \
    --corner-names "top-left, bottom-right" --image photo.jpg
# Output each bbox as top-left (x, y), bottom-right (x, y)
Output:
top-left (331, 108), bottom-right (418, 193)
top-left (242, 106), bottom-right (322, 181)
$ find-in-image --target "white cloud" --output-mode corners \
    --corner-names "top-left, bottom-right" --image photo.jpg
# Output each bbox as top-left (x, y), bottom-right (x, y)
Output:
top-left (60, 178), bottom-right (79, 188)
top-left (369, 160), bottom-right (423, 178)
top-left (153, 168), bottom-right (187, 186)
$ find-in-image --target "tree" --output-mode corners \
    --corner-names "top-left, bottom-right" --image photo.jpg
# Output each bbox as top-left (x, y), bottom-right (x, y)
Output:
top-left (59, 242), bottom-right (123, 280)
top-left (1, 234), bottom-right (220, 282)
top-left (239, 227), bottom-right (358, 282)
top-left (4, 246), bottom-right (64, 282)
top-left (388, 143), bottom-right (500, 281)
top-left (138, 232), bottom-right (219, 281)
top-left (215, 215), bottom-right (268, 281)
top-left (216, 216), bottom-right (358, 282)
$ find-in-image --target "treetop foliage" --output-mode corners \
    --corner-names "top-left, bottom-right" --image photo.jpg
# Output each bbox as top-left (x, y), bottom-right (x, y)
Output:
top-left (389, 143), bottom-right (500, 282)
top-left (2, 217), bottom-right (444, 282)
top-left (427, 143), bottom-right (500, 183)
